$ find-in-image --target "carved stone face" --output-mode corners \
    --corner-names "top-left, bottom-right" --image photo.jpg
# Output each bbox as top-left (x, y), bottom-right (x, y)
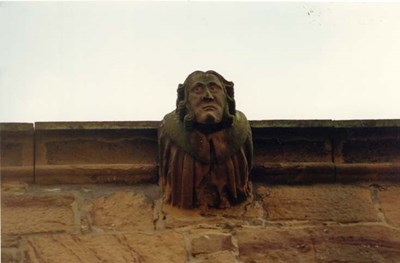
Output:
top-left (187, 72), bottom-right (227, 124)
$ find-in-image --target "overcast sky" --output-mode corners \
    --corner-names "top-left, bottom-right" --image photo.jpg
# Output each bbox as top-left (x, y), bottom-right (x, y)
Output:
top-left (1, 2), bottom-right (400, 122)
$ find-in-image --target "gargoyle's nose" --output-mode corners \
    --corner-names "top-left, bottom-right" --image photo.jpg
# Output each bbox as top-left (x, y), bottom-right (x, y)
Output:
top-left (203, 88), bottom-right (214, 100)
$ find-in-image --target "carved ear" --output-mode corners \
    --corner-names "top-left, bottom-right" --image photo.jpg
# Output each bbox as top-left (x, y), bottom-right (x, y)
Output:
top-left (224, 81), bottom-right (236, 115)
top-left (176, 83), bottom-right (185, 109)
top-left (225, 82), bottom-right (234, 99)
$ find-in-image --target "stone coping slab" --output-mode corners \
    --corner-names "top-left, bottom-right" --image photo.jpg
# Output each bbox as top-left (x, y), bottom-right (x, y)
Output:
top-left (0, 123), bottom-right (34, 132)
top-left (251, 119), bottom-right (400, 128)
top-left (2, 119), bottom-right (400, 131)
top-left (1, 119), bottom-right (399, 184)
top-left (250, 119), bottom-right (334, 128)
top-left (35, 121), bottom-right (160, 130)
top-left (333, 119), bottom-right (400, 128)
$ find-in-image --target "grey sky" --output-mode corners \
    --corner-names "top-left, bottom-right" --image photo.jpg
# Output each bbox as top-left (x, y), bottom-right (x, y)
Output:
top-left (1, 2), bottom-right (400, 122)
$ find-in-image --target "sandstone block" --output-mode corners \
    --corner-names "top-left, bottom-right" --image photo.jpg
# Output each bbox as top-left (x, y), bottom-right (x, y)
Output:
top-left (1, 236), bottom-right (20, 249)
top-left (124, 231), bottom-right (186, 263)
top-left (1, 236), bottom-right (23, 263)
top-left (257, 184), bottom-right (377, 223)
top-left (195, 251), bottom-right (239, 263)
top-left (1, 248), bottom-right (22, 263)
top-left (91, 191), bottom-right (154, 232)
top-left (236, 225), bottom-right (400, 263)
top-left (162, 200), bottom-right (261, 229)
top-left (1, 194), bottom-right (75, 235)
top-left (24, 231), bottom-right (185, 263)
top-left (237, 226), bottom-right (314, 262)
top-left (313, 225), bottom-right (400, 262)
top-left (191, 232), bottom-right (236, 255)
top-left (378, 186), bottom-right (400, 227)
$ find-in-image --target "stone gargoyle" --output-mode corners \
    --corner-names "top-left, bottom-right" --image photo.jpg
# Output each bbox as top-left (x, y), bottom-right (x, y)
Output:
top-left (159, 70), bottom-right (253, 209)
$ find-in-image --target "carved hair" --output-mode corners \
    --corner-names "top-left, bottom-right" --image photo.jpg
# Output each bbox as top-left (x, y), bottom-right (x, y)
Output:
top-left (176, 70), bottom-right (236, 130)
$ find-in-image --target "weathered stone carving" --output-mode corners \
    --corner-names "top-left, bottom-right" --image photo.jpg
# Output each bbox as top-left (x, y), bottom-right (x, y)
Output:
top-left (159, 70), bottom-right (253, 209)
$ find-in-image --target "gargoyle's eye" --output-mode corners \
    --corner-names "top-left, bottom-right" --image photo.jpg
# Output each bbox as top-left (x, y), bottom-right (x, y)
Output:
top-left (192, 84), bottom-right (204, 94)
top-left (208, 83), bottom-right (221, 93)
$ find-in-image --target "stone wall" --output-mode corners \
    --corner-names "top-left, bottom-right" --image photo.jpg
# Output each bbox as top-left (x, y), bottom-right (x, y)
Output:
top-left (2, 181), bottom-right (400, 262)
top-left (2, 120), bottom-right (400, 262)
top-left (1, 120), bottom-right (399, 184)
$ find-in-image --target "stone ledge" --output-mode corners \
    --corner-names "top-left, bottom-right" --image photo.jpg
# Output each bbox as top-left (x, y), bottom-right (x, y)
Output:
top-left (250, 119), bottom-right (400, 128)
top-left (336, 163), bottom-right (400, 182)
top-left (3, 119), bottom-right (400, 131)
top-left (252, 163), bottom-right (400, 184)
top-left (252, 162), bottom-right (335, 184)
top-left (34, 121), bottom-right (160, 130)
top-left (0, 166), bottom-right (34, 182)
top-left (333, 119), bottom-right (400, 128)
top-left (35, 164), bottom-right (158, 184)
top-left (1, 120), bottom-right (399, 184)
top-left (1, 123), bottom-right (34, 183)
top-left (0, 123), bottom-right (34, 132)
top-left (250, 119), bottom-right (334, 128)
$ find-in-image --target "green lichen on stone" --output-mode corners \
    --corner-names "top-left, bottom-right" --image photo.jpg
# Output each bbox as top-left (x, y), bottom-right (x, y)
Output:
top-left (250, 119), bottom-right (400, 129)
top-left (34, 121), bottom-right (160, 131)
top-left (250, 120), bottom-right (333, 128)
top-left (333, 119), bottom-right (400, 128)
top-left (0, 123), bottom-right (34, 132)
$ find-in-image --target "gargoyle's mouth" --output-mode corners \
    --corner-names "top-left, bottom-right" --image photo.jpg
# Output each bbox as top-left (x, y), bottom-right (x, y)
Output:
top-left (202, 105), bottom-right (217, 111)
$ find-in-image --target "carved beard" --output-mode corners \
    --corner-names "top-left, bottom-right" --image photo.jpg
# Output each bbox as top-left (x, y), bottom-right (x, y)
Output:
top-left (198, 113), bottom-right (218, 124)
top-left (184, 107), bottom-right (232, 134)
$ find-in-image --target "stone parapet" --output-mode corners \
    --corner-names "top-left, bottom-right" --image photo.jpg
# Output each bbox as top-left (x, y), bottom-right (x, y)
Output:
top-left (0, 123), bottom-right (34, 183)
top-left (1, 120), bottom-right (399, 184)
top-left (251, 120), bottom-right (400, 183)
top-left (34, 121), bottom-right (158, 184)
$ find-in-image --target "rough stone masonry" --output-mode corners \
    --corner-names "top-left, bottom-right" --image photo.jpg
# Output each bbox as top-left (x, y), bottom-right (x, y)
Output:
top-left (2, 181), bottom-right (400, 262)
top-left (1, 119), bottom-right (400, 262)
